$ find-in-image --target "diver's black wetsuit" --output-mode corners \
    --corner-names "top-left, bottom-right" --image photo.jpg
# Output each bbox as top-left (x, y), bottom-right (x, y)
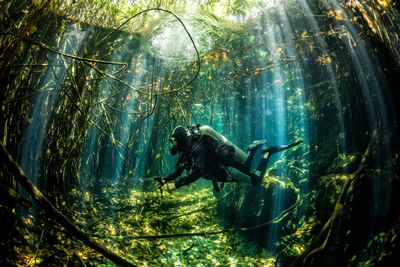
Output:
top-left (164, 134), bottom-right (230, 189)
top-left (163, 125), bottom-right (302, 190)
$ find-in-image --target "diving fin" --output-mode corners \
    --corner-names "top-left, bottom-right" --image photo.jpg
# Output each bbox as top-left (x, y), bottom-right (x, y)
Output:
top-left (250, 172), bottom-right (262, 186)
top-left (247, 139), bottom-right (267, 153)
top-left (261, 140), bottom-right (302, 155)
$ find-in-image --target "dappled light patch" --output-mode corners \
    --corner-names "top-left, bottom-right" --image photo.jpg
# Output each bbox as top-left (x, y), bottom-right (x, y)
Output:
top-left (12, 182), bottom-right (282, 266)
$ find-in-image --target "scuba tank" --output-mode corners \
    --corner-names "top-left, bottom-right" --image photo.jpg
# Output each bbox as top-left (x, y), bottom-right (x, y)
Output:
top-left (187, 124), bottom-right (256, 186)
top-left (194, 125), bottom-right (249, 168)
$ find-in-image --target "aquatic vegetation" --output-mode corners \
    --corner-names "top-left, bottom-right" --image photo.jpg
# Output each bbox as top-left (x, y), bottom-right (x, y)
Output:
top-left (1, 0), bottom-right (399, 266)
top-left (10, 182), bottom-right (282, 266)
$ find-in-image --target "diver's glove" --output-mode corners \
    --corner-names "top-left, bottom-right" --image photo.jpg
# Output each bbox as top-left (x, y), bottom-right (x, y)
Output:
top-left (165, 183), bottom-right (176, 193)
top-left (155, 176), bottom-right (165, 189)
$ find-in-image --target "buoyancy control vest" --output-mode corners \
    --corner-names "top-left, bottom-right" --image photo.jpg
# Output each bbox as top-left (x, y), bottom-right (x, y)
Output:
top-left (189, 125), bottom-right (248, 168)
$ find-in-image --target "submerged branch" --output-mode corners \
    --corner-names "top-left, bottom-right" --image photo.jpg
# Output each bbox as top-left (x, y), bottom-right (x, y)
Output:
top-left (162, 188), bottom-right (234, 222)
top-left (141, 57), bottom-right (158, 120)
top-left (86, 116), bottom-right (128, 150)
top-left (5, 63), bottom-right (64, 68)
top-left (84, 61), bottom-right (147, 95)
top-left (130, 197), bottom-right (299, 239)
top-left (102, 102), bottom-right (144, 116)
top-left (0, 182), bottom-right (32, 208)
top-left (97, 8), bottom-right (201, 96)
top-left (1, 32), bottom-right (128, 67)
top-left (293, 133), bottom-right (375, 266)
top-left (60, 86), bottom-right (129, 153)
top-left (5, 86), bottom-right (55, 103)
top-left (0, 142), bottom-right (135, 267)
top-left (173, 93), bottom-right (189, 124)
top-left (141, 94), bottom-right (158, 121)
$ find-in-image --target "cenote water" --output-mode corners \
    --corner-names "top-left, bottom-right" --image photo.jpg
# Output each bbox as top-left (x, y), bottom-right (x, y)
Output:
top-left (1, 0), bottom-right (399, 266)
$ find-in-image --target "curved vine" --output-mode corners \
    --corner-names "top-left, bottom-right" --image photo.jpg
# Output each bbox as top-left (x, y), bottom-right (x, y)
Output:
top-left (98, 8), bottom-right (201, 95)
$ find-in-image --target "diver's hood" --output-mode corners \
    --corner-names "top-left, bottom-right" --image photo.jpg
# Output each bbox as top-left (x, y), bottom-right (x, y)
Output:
top-left (170, 146), bottom-right (178, 156)
top-left (170, 125), bottom-right (189, 155)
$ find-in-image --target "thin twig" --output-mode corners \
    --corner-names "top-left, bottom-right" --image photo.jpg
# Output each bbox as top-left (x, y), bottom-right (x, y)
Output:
top-left (32, 226), bottom-right (45, 265)
top-left (182, 242), bottom-right (195, 253)
top-left (130, 198), bottom-right (299, 240)
top-left (61, 84), bottom-right (129, 152)
top-left (97, 8), bottom-right (201, 95)
top-left (162, 188), bottom-right (234, 222)
top-left (0, 142), bottom-right (135, 267)
top-left (4, 31), bottom-right (128, 67)
top-left (173, 93), bottom-right (189, 124)
top-left (94, 194), bottom-right (303, 241)
top-left (5, 63), bottom-right (64, 68)
top-left (84, 61), bottom-right (146, 95)
top-left (141, 57), bottom-right (158, 120)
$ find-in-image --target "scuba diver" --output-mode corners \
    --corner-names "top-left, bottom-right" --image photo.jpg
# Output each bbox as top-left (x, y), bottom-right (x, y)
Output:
top-left (156, 124), bottom-right (302, 193)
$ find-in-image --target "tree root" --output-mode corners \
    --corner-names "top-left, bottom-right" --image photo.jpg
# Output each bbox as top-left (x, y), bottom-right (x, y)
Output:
top-left (290, 134), bottom-right (373, 266)
top-left (91, 193), bottom-right (303, 241)
top-left (0, 142), bottom-right (135, 267)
